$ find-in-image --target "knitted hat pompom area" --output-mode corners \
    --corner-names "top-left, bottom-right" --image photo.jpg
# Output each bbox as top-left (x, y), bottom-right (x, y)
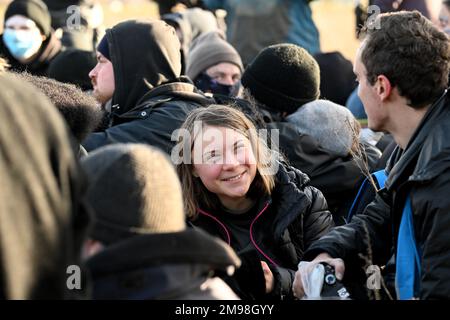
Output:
top-left (241, 43), bottom-right (320, 114)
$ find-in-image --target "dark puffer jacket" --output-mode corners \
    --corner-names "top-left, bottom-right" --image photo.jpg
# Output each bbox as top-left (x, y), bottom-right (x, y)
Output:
top-left (193, 162), bottom-right (333, 300)
top-left (82, 20), bottom-right (213, 153)
top-left (304, 90), bottom-right (450, 299)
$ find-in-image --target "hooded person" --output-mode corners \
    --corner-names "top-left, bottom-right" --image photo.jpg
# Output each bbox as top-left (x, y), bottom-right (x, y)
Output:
top-left (82, 19), bottom-right (213, 154)
top-left (81, 143), bottom-right (240, 300)
top-left (240, 43), bottom-right (381, 224)
top-left (0, 72), bottom-right (91, 299)
top-left (0, 0), bottom-right (63, 76)
top-left (187, 30), bottom-right (243, 97)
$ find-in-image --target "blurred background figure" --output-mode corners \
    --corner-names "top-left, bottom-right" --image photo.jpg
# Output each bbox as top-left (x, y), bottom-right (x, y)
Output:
top-left (203, 0), bottom-right (320, 66)
top-left (161, 6), bottom-right (220, 74)
top-left (437, 0), bottom-right (450, 35)
top-left (187, 31), bottom-right (243, 97)
top-left (153, 0), bottom-right (207, 16)
top-left (42, 0), bottom-right (104, 51)
top-left (0, 0), bottom-right (63, 76)
top-left (313, 51), bottom-right (356, 105)
top-left (0, 72), bottom-right (91, 299)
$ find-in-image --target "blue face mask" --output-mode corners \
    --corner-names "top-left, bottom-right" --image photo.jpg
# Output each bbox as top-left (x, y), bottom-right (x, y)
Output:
top-left (2, 29), bottom-right (42, 60)
top-left (194, 72), bottom-right (240, 97)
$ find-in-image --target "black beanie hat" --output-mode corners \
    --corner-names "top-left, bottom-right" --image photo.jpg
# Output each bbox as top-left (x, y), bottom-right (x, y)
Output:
top-left (241, 43), bottom-right (320, 114)
top-left (96, 34), bottom-right (110, 61)
top-left (47, 48), bottom-right (97, 91)
top-left (4, 0), bottom-right (51, 37)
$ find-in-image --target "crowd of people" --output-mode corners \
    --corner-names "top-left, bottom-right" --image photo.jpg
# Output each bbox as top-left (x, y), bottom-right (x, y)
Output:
top-left (0, 0), bottom-right (449, 300)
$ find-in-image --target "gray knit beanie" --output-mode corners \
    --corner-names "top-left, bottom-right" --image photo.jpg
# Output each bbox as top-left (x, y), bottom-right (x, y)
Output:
top-left (241, 44), bottom-right (320, 114)
top-left (81, 144), bottom-right (185, 245)
top-left (187, 30), bottom-right (243, 81)
top-left (286, 100), bottom-right (359, 157)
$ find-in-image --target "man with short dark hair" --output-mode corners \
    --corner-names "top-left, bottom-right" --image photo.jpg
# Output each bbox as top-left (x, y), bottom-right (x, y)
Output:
top-left (293, 11), bottom-right (450, 300)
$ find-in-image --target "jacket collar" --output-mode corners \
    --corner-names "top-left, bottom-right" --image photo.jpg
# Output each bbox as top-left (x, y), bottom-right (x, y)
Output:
top-left (271, 162), bottom-right (312, 238)
top-left (386, 90), bottom-right (450, 189)
top-left (115, 77), bottom-right (214, 120)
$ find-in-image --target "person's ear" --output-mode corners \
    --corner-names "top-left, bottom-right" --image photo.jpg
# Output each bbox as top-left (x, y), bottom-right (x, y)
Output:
top-left (375, 74), bottom-right (392, 102)
top-left (192, 168), bottom-right (199, 178)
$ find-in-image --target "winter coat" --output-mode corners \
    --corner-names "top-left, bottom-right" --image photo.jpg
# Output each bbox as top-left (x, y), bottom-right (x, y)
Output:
top-left (192, 162), bottom-right (333, 300)
top-left (0, 32), bottom-right (63, 76)
top-left (304, 90), bottom-right (450, 299)
top-left (86, 229), bottom-right (241, 300)
top-left (82, 20), bottom-right (213, 153)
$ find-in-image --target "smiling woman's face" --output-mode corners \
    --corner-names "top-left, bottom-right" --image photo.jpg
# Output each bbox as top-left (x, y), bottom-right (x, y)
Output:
top-left (192, 125), bottom-right (257, 208)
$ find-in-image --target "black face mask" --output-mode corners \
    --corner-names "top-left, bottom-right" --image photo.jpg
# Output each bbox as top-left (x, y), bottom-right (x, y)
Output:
top-left (194, 72), bottom-right (240, 97)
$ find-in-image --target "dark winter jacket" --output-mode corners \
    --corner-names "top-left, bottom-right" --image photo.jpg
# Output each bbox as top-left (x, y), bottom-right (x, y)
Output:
top-left (304, 90), bottom-right (450, 299)
top-left (192, 162), bottom-right (333, 300)
top-left (86, 229), bottom-right (241, 300)
top-left (0, 32), bottom-right (63, 76)
top-left (82, 20), bottom-right (213, 153)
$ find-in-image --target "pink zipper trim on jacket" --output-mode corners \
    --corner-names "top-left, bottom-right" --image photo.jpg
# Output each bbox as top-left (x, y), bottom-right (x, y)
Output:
top-left (198, 202), bottom-right (278, 267)
top-left (249, 201), bottom-right (279, 267)
top-left (197, 208), bottom-right (231, 245)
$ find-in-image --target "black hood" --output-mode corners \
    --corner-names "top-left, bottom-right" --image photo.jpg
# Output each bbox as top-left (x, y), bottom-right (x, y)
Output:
top-left (107, 19), bottom-right (182, 115)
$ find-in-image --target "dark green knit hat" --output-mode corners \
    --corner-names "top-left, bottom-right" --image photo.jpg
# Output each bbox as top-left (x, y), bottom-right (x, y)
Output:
top-left (81, 144), bottom-right (186, 245)
top-left (241, 43), bottom-right (320, 114)
top-left (4, 0), bottom-right (51, 37)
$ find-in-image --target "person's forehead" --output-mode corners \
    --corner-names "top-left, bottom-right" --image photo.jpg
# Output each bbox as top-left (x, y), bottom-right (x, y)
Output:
top-left (5, 15), bottom-right (37, 29)
top-left (354, 40), bottom-right (367, 70)
top-left (196, 125), bottom-right (245, 146)
top-left (207, 62), bottom-right (241, 74)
